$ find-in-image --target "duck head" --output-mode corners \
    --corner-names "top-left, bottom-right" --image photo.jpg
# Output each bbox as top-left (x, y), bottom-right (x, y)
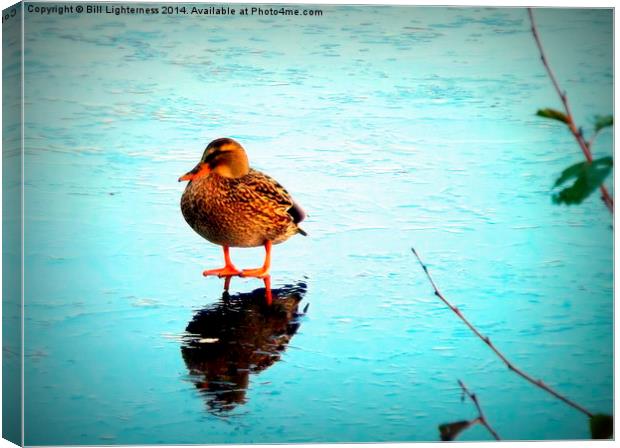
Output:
top-left (178, 138), bottom-right (250, 182)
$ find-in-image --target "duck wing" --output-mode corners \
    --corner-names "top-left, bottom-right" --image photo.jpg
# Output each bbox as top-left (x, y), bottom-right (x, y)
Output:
top-left (239, 169), bottom-right (307, 233)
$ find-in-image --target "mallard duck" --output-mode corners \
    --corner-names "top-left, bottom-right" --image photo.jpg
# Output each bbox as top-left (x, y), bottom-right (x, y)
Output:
top-left (179, 138), bottom-right (306, 280)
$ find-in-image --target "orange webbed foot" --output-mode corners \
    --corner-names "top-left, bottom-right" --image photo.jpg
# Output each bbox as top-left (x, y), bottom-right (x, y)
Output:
top-left (240, 267), bottom-right (270, 279)
top-left (202, 266), bottom-right (242, 278)
top-left (239, 241), bottom-right (272, 279)
top-left (203, 246), bottom-right (241, 278)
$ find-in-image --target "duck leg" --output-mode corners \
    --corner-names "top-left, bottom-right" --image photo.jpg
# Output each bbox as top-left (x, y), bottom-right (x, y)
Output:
top-left (203, 246), bottom-right (242, 278)
top-left (240, 241), bottom-right (272, 279)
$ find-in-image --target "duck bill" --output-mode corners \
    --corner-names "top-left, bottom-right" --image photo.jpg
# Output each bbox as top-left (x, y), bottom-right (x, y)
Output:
top-left (179, 163), bottom-right (211, 182)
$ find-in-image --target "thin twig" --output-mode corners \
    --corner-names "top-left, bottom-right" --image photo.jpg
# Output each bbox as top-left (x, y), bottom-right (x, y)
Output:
top-left (458, 380), bottom-right (501, 440)
top-left (411, 247), bottom-right (594, 418)
top-left (587, 129), bottom-right (602, 151)
top-left (527, 8), bottom-right (613, 213)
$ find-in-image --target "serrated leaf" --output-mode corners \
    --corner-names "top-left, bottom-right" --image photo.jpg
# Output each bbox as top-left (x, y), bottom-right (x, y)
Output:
top-left (439, 420), bottom-right (472, 441)
top-left (552, 157), bottom-right (613, 205)
top-left (537, 108), bottom-right (569, 124)
top-left (590, 414), bottom-right (613, 439)
top-left (594, 115), bottom-right (613, 133)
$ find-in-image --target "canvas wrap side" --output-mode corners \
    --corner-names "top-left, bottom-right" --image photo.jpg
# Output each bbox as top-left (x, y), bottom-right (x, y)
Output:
top-left (3, 2), bottom-right (24, 446)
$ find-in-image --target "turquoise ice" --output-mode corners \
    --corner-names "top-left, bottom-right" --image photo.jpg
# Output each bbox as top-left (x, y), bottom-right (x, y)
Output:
top-left (18, 5), bottom-right (612, 444)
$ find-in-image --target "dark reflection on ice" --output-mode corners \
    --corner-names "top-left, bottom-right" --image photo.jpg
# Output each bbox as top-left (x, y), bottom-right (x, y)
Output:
top-left (181, 282), bottom-right (308, 414)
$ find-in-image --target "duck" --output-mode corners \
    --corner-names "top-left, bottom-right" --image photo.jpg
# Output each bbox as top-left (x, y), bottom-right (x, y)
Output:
top-left (179, 138), bottom-right (306, 281)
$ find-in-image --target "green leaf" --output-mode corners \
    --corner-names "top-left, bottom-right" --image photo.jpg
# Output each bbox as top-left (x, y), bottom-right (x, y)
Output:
top-left (552, 156), bottom-right (613, 205)
top-left (439, 420), bottom-right (472, 441)
top-left (594, 115), bottom-right (613, 132)
top-left (537, 108), bottom-right (569, 124)
top-left (590, 414), bottom-right (613, 439)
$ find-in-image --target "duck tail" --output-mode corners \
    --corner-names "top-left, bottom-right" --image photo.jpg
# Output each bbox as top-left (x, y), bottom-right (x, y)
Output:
top-left (288, 200), bottom-right (306, 224)
top-left (288, 200), bottom-right (307, 236)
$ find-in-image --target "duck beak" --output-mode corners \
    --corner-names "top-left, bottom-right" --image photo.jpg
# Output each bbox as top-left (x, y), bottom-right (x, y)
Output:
top-left (179, 163), bottom-right (210, 182)
top-left (178, 171), bottom-right (195, 182)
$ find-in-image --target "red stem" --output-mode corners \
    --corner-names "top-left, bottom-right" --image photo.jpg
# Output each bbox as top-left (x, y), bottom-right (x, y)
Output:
top-left (411, 248), bottom-right (594, 419)
top-left (457, 380), bottom-right (501, 440)
top-left (527, 8), bottom-right (613, 213)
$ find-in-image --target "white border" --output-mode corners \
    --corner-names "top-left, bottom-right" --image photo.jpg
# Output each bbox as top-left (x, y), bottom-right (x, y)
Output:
top-left (0, 1), bottom-right (615, 448)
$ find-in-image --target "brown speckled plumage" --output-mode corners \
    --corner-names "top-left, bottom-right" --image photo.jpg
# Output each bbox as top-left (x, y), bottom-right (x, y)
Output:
top-left (181, 162), bottom-right (306, 248)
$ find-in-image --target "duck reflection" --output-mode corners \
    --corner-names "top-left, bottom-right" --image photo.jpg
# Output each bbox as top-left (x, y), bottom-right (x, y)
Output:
top-left (181, 281), bottom-right (308, 414)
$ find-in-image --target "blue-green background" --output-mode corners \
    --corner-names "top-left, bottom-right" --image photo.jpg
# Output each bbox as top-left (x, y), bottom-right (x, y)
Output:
top-left (20, 4), bottom-right (612, 444)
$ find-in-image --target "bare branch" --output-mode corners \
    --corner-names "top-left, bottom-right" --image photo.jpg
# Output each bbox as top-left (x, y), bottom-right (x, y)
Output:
top-left (527, 8), bottom-right (613, 213)
top-left (457, 380), bottom-right (501, 440)
top-left (411, 247), bottom-right (594, 418)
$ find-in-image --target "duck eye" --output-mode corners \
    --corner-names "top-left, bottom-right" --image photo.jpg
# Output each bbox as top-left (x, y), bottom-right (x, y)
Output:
top-left (202, 148), bottom-right (219, 163)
